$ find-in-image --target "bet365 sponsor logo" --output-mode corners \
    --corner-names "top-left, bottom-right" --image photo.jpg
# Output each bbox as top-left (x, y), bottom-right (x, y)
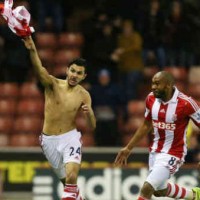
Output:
top-left (153, 121), bottom-right (176, 131)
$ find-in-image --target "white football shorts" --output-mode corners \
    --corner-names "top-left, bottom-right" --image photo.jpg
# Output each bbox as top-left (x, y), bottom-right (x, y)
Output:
top-left (146, 152), bottom-right (183, 190)
top-left (39, 129), bottom-right (82, 179)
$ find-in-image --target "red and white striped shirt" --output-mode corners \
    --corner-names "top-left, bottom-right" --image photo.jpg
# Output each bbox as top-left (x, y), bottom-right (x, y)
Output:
top-left (145, 87), bottom-right (200, 161)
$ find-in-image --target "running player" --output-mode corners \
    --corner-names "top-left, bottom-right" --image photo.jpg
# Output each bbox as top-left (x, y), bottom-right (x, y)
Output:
top-left (115, 71), bottom-right (200, 200)
top-left (23, 36), bottom-right (96, 200)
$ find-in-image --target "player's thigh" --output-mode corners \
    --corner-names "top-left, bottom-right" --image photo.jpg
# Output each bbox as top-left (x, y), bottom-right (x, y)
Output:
top-left (40, 137), bottom-right (62, 168)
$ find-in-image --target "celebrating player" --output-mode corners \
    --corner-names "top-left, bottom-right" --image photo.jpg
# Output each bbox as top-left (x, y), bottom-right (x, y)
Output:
top-left (115, 71), bottom-right (200, 200)
top-left (23, 36), bottom-right (96, 200)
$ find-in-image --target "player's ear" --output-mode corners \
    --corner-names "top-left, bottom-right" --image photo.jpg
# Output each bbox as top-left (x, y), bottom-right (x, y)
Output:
top-left (83, 73), bottom-right (87, 80)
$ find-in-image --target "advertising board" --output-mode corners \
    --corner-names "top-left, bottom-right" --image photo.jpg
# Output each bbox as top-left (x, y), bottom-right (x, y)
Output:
top-left (0, 147), bottom-right (199, 200)
top-left (33, 167), bottom-right (200, 200)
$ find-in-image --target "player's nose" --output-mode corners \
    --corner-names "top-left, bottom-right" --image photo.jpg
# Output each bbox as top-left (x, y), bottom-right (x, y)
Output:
top-left (152, 84), bottom-right (156, 90)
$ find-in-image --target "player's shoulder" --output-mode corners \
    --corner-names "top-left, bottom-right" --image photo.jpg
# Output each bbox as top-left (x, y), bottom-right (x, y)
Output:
top-left (178, 91), bottom-right (190, 99)
top-left (53, 77), bottom-right (64, 84)
top-left (148, 92), bottom-right (154, 97)
top-left (178, 92), bottom-right (199, 110)
top-left (145, 92), bottom-right (155, 106)
top-left (77, 84), bottom-right (90, 96)
top-left (178, 92), bottom-right (194, 103)
top-left (146, 92), bottom-right (155, 100)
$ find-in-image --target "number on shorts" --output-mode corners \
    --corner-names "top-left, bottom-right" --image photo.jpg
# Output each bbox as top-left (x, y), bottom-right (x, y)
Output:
top-left (69, 147), bottom-right (81, 156)
top-left (168, 157), bottom-right (176, 166)
top-left (76, 147), bottom-right (81, 155)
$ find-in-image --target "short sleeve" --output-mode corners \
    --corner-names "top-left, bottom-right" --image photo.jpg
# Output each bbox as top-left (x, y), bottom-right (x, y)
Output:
top-left (144, 95), bottom-right (152, 121)
top-left (186, 97), bottom-right (200, 127)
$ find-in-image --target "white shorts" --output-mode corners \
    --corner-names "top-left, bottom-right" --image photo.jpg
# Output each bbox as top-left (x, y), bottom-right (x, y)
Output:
top-left (39, 129), bottom-right (82, 179)
top-left (146, 152), bottom-right (183, 190)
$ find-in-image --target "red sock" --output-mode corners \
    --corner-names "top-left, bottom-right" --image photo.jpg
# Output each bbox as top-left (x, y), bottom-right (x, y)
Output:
top-left (166, 183), bottom-right (193, 199)
top-left (62, 184), bottom-right (77, 200)
top-left (76, 187), bottom-right (83, 200)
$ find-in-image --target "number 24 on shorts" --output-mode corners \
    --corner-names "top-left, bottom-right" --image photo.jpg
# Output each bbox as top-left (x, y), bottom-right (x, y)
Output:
top-left (69, 147), bottom-right (81, 156)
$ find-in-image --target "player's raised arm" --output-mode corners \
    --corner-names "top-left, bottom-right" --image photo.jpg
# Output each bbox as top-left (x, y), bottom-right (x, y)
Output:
top-left (22, 36), bottom-right (53, 87)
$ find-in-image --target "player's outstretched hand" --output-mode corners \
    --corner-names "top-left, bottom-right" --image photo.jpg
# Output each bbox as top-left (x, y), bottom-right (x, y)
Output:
top-left (114, 147), bottom-right (131, 167)
top-left (22, 36), bottom-right (35, 50)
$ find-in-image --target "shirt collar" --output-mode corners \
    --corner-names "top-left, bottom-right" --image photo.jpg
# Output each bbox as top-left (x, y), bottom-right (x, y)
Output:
top-left (158, 86), bottom-right (179, 104)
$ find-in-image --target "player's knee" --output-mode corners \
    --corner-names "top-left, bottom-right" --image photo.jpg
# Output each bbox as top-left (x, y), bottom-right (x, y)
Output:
top-left (140, 181), bottom-right (155, 197)
top-left (66, 171), bottom-right (78, 184)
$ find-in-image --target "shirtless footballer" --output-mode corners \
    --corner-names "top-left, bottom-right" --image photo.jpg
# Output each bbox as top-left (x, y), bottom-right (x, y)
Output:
top-left (115, 71), bottom-right (200, 200)
top-left (23, 36), bottom-right (96, 200)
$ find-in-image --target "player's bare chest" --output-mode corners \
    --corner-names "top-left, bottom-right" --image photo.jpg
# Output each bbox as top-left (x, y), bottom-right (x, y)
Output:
top-left (46, 89), bottom-right (81, 110)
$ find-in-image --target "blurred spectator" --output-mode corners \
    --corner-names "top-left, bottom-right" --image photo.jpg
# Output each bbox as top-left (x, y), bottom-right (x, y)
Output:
top-left (82, 10), bottom-right (109, 45)
top-left (182, 0), bottom-right (200, 65)
top-left (94, 11), bottom-right (109, 37)
top-left (164, 0), bottom-right (194, 67)
top-left (81, 11), bottom-right (109, 81)
top-left (91, 22), bottom-right (118, 82)
top-left (37, 0), bottom-right (64, 32)
top-left (0, 25), bottom-right (30, 83)
top-left (140, 0), bottom-right (166, 69)
top-left (111, 19), bottom-right (144, 100)
top-left (90, 69), bottom-right (125, 146)
top-left (112, 15), bottom-right (123, 36)
top-left (0, 36), bottom-right (5, 82)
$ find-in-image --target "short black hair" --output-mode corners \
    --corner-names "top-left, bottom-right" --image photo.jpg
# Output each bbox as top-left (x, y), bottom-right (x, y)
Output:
top-left (68, 58), bottom-right (88, 73)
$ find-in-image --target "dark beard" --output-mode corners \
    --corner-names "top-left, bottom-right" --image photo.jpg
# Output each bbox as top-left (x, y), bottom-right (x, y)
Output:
top-left (154, 90), bottom-right (166, 99)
